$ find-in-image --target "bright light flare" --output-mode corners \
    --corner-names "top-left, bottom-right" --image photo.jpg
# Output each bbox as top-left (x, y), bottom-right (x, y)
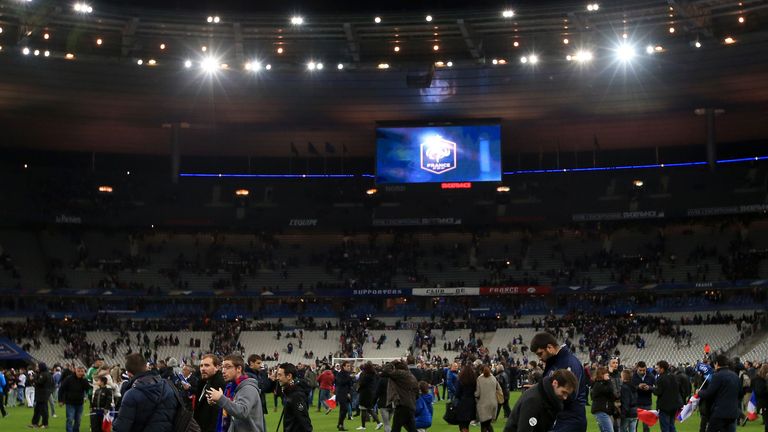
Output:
top-left (291, 16), bottom-right (304, 25)
top-left (502, 10), bottom-right (514, 18)
top-left (615, 42), bottom-right (636, 62)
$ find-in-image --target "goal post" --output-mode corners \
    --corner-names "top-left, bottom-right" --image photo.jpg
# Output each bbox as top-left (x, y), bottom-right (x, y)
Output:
top-left (331, 357), bottom-right (403, 367)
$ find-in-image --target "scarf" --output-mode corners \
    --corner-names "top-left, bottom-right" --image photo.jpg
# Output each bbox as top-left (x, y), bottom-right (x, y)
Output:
top-left (216, 375), bottom-right (249, 432)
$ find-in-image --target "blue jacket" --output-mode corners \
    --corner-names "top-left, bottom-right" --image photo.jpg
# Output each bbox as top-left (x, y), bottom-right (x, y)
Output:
top-left (113, 372), bottom-right (179, 432)
top-left (446, 370), bottom-right (458, 395)
top-left (543, 345), bottom-right (587, 431)
top-left (415, 393), bottom-right (433, 429)
top-left (0, 372), bottom-right (6, 394)
top-left (698, 368), bottom-right (741, 420)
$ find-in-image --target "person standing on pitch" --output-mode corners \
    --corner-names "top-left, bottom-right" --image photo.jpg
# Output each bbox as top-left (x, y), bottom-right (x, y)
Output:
top-left (275, 363), bottom-right (313, 432)
top-left (530, 333), bottom-right (588, 432)
top-left (503, 369), bottom-right (577, 432)
top-left (206, 354), bottom-right (264, 432)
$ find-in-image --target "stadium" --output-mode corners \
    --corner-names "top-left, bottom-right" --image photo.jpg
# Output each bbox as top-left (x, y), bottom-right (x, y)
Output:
top-left (0, 0), bottom-right (767, 431)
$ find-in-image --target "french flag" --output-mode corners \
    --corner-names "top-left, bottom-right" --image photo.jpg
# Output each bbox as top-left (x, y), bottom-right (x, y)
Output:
top-left (747, 391), bottom-right (759, 421)
top-left (326, 395), bottom-right (337, 410)
top-left (637, 409), bottom-right (659, 427)
top-left (677, 394), bottom-right (700, 423)
top-left (101, 411), bottom-right (114, 432)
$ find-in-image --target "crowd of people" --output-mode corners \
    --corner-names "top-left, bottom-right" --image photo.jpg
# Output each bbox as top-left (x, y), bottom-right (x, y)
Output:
top-left (2, 329), bottom-right (767, 432)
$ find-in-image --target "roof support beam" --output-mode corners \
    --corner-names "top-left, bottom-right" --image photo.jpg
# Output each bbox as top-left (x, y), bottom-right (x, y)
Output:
top-left (457, 19), bottom-right (483, 61)
top-left (667, 0), bottom-right (713, 39)
top-left (121, 17), bottom-right (140, 57)
top-left (343, 23), bottom-right (360, 62)
top-left (233, 23), bottom-right (244, 64)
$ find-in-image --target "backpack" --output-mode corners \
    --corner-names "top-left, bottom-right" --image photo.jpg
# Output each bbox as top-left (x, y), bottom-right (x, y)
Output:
top-left (166, 379), bottom-right (202, 432)
top-left (740, 372), bottom-right (751, 389)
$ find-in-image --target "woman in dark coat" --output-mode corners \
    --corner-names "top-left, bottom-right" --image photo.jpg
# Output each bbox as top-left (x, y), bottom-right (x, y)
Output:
top-left (454, 364), bottom-right (478, 432)
top-left (753, 364), bottom-right (768, 432)
top-left (358, 362), bottom-right (381, 429)
top-left (591, 367), bottom-right (617, 432)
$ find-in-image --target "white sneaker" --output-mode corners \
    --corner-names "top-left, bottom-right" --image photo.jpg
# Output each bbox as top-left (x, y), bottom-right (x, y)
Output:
top-left (375, 423), bottom-right (384, 430)
top-left (356, 427), bottom-right (366, 430)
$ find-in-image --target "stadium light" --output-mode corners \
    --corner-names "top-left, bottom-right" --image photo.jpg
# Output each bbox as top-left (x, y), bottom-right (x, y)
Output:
top-left (200, 56), bottom-right (219, 73)
top-left (291, 16), bottom-right (304, 25)
top-left (374, 16), bottom-right (381, 24)
top-left (615, 42), bottom-right (636, 62)
top-left (184, 60), bottom-right (192, 68)
top-left (235, 189), bottom-right (249, 196)
top-left (307, 61), bottom-right (316, 71)
top-left (245, 61), bottom-right (263, 71)
top-left (22, 47), bottom-right (30, 55)
top-left (96, 38), bottom-right (103, 45)
top-left (502, 10), bottom-right (514, 18)
top-left (337, 63), bottom-right (344, 70)
top-left (724, 36), bottom-right (736, 45)
top-left (694, 41), bottom-right (702, 48)
top-left (425, 15), bottom-right (433, 22)
top-left (377, 63), bottom-right (390, 69)
top-left (73, 3), bottom-right (93, 13)
top-left (98, 185), bottom-right (114, 193)
top-left (366, 188), bottom-right (378, 195)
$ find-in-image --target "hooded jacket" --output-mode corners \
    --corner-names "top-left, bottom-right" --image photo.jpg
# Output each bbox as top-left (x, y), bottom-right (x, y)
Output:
top-left (414, 392), bottom-right (434, 429)
top-left (504, 376), bottom-right (564, 432)
top-left (381, 363), bottom-right (419, 411)
top-left (215, 377), bottom-right (265, 432)
top-left (195, 370), bottom-right (226, 432)
top-left (357, 370), bottom-right (379, 409)
top-left (281, 379), bottom-right (313, 432)
top-left (34, 365), bottom-right (55, 402)
top-left (113, 372), bottom-right (179, 432)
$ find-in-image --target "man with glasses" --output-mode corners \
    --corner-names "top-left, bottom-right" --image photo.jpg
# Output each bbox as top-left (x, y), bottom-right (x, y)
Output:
top-left (206, 354), bottom-right (265, 432)
top-left (529, 333), bottom-right (587, 432)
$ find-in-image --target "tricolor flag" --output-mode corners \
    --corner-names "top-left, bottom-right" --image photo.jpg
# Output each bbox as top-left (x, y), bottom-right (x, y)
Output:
top-left (326, 395), bottom-right (337, 410)
top-left (637, 409), bottom-right (659, 427)
top-left (747, 391), bottom-right (759, 421)
top-left (101, 410), bottom-right (114, 432)
top-left (677, 394), bottom-right (700, 423)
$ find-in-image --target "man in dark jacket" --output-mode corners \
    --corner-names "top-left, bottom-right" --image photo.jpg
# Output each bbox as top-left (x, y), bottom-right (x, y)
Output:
top-left (30, 362), bottom-right (54, 429)
top-left (276, 363), bottom-right (313, 432)
top-left (381, 361), bottom-right (419, 432)
top-left (114, 353), bottom-right (180, 432)
top-left (697, 355), bottom-right (741, 432)
top-left (531, 332), bottom-right (588, 432)
top-left (59, 366), bottom-right (90, 432)
top-left (654, 361), bottom-right (684, 432)
top-left (195, 353), bottom-right (226, 432)
top-left (632, 361), bottom-right (656, 432)
top-left (495, 364), bottom-right (511, 420)
top-left (335, 362), bottom-right (354, 431)
top-left (503, 369), bottom-right (578, 432)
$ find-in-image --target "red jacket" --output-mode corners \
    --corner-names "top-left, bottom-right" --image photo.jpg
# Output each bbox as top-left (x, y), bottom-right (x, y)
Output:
top-left (318, 370), bottom-right (335, 391)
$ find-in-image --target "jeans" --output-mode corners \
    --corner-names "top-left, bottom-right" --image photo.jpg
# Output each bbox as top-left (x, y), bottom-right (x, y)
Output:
top-left (380, 407), bottom-right (393, 432)
top-left (307, 388), bottom-right (315, 407)
top-left (49, 394), bottom-right (56, 416)
top-left (32, 400), bottom-right (50, 427)
top-left (66, 404), bottom-right (84, 432)
top-left (17, 387), bottom-right (25, 405)
top-left (319, 389), bottom-right (331, 410)
top-left (659, 411), bottom-right (677, 432)
top-left (595, 412), bottom-right (614, 432)
top-left (620, 417), bottom-right (637, 432)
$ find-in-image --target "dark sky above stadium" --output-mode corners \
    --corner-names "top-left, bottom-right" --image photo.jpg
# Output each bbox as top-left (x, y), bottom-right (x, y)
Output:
top-left (98, 0), bottom-right (568, 14)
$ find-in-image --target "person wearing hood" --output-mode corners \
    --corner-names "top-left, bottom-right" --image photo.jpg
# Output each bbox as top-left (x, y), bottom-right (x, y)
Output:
top-left (414, 381), bottom-right (433, 432)
top-left (380, 360), bottom-right (419, 432)
top-left (195, 354), bottom-right (226, 432)
top-left (276, 363), bottom-right (313, 432)
top-left (206, 354), bottom-right (265, 432)
top-left (503, 369), bottom-right (578, 432)
top-left (30, 362), bottom-right (55, 429)
top-left (113, 353), bottom-right (180, 432)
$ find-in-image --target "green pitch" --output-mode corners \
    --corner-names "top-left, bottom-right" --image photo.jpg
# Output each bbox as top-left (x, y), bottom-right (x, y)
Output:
top-left (1, 394), bottom-right (763, 432)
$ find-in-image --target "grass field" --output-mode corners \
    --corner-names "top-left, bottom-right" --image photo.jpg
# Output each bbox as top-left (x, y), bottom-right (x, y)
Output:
top-left (1, 394), bottom-right (764, 432)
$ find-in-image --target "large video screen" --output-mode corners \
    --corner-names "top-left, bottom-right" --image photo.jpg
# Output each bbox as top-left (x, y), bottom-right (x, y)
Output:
top-left (376, 124), bottom-right (502, 184)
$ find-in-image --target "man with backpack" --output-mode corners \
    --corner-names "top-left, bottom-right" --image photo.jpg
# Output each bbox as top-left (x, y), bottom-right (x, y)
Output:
top-left (113, 353), bottom-right (181, 432)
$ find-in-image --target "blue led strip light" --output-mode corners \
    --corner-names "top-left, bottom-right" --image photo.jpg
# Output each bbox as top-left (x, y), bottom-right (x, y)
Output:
top-left (179, 156), bottom-right (768, 179)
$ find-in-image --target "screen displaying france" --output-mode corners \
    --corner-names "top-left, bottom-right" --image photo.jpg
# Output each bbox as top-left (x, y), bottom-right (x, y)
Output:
top-left (375, 124), bottom-right (502, 184)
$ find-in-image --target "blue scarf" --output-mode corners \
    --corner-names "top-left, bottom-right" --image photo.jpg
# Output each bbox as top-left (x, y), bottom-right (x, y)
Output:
top-left (216, 375), bottom-right (248, 432)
